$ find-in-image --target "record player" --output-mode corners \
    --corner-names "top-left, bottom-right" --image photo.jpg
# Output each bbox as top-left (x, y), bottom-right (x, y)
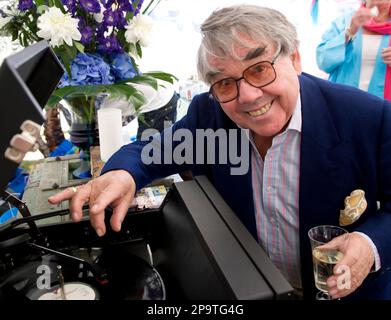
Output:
top-left (0, 41), bottom-right (294, 300)
top-left (0, 176), bottom-right (294, 300)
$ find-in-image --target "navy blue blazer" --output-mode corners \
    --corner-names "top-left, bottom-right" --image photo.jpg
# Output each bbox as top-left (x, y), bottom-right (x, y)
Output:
top-left (103, 73), bottom-right (391, 299)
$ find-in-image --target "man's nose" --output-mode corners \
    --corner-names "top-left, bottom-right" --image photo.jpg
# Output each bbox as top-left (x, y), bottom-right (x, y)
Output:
top-left (237, 79), bottom-right (263, 104)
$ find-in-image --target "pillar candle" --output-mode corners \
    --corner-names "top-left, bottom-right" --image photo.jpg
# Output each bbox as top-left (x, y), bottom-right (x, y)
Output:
top-left (97, 108), bottom-right (123, 162)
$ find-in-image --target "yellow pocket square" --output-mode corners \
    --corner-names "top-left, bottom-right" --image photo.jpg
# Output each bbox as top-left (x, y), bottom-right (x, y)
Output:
top-left (339, 189), bottom-right (367, 226)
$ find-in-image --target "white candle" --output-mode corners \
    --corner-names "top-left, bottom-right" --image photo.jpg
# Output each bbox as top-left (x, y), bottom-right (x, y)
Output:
top-left (97, 108), bottom-right (123, 162)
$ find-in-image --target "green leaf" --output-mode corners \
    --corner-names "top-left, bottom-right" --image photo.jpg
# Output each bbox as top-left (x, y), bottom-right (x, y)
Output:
top-left (64, 44), bottom-right (77, 59)
top-left (46, 94), bottom-right (62, 107)
top-left (125, 11), bottom-right (134, 21)
top-left (128, 94), bottom-right (146, 115)
top-left (74, 41), bottom-right (85, 53)
top-left (36, 5), bottom-right (49, 14)
top-left (55, 49), bottom-right (72, 79)
top-left (123, 43), bottom-right (130, 53)
top-left (142, 0), bottom-right (155, 14)
top-left (54, 45), bottom-right (78, 78)
top-left (143, 0), bottom-right (163, 15)
top-left (129, 55), bottom-right (140, 74)
top-left (11, 30), bottom-right (18, 42)
top-left (35, 0), bottom-right (46, 6)
top-left (132, 0), bottom-right (141, 12)
top-left (123, 75), bottom-right (158, 90)
top-left (136, 42), bottom-right (142, 58)
top-left (19, 32), bottom-right (28, 47)
top-left (48, 83), bottom-right (150, 115)
top-left (128, 43), bottom-right (137, 57)
top-left (53, 0), bottom-right (66, 12)
top-left (117, 30), bottom-right (127, 52)
top-left (137, 113), bottom-right (145, 124)
top-left (143, 71), bottom-right (178, 83)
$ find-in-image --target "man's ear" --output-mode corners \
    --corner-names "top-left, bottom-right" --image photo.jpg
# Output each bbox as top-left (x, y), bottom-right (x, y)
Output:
top-left (291, 49), bottom-right (302, 75)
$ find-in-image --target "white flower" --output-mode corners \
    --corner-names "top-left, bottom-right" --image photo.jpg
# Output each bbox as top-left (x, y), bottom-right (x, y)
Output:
top-left (94, 12), bottom-right (104, 23)
top-left (125, 14), bottom-right (153, 47)
top-left (3, 0), bottom-right (21, 17)
top-left (36, 7), bottom-right (81, 47)
top-left (0, 16), bottom-right (11, 29)
top-left (0, 0), bottom-right (19, 32)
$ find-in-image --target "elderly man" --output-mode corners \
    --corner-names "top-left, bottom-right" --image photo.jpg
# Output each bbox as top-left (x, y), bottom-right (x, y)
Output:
top-left (50, 5), bottom-right (391, 300)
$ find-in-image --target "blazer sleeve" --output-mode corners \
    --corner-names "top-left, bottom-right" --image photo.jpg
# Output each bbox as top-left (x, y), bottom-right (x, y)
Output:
top-left (100, 94), bottom-right (210, 191)
top-left (355, 99), bottom-right (391, 270)
top-left (316, 12), bottom-right (353, 73)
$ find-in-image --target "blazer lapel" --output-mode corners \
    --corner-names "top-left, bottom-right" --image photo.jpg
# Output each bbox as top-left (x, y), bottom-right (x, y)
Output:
top-left (298, 74), bottom-right (350, 298)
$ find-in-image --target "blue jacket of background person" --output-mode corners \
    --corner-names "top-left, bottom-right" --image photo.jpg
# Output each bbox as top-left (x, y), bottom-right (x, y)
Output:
top-left (316, 10), bottom-right (390, 99)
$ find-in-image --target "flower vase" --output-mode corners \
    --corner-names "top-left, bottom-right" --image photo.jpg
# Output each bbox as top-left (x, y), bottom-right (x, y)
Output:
top-left (62, 93), bottom-right (107, 179)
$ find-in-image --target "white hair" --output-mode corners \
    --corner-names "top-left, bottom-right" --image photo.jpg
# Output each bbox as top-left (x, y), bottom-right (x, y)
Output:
top-left (197, 5), bottom-right (299, 84)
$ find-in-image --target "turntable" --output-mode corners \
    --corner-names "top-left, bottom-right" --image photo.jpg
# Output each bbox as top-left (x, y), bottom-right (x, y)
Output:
top-left (0, 176), bottom-right (294, 300)
top-left (0, 41), bottom-right (294, 300)
top-left (0, 225), bottom-right (166, 301)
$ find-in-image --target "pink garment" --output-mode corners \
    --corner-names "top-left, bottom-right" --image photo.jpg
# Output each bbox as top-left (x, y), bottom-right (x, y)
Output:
top-left (361, 5), bottom-right (391, 101)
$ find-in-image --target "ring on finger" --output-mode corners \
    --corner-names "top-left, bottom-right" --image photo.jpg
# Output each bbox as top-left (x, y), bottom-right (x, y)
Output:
top-left (71, 186), bottom-right (77, 194)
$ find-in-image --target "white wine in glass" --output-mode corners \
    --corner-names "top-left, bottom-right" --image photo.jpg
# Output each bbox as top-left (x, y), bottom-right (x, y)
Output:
top-left (312, 248), bottom-right (344, 292)
top-left (308, 225), bottom-right (348, 300)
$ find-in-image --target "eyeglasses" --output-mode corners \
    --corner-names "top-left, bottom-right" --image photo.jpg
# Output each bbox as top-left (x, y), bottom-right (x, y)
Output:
top-left (210, 50), bottom-right (280, 103)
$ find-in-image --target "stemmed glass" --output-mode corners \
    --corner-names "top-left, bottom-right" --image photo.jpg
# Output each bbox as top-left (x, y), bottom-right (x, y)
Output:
top-left (308, 225), bottom-right (348, 300)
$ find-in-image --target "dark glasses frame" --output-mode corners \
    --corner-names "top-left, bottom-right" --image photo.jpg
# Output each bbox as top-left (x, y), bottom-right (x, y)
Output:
top-left (209, 49), bottom-right (281, 103)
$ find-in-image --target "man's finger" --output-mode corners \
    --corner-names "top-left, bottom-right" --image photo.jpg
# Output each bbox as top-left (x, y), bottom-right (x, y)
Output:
top-left (48, 187), bottom-right (78, 204)
top-left (89, 203), bottom-right (106, 237)
top-left (316, 233), bottom-right (348, 250)
top-left (88, 181), bottom-right (132, 236)
top-left (90, 184), bottom-right (131, 216)
top-left (69, 186), bottom-right (91, 222)
top-left (110, 200), bottom-right (132, 232)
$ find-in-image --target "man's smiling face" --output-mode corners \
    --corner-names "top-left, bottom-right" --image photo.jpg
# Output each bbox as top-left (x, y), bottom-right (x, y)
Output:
top-left (208, 38), bottom-right (302, 139)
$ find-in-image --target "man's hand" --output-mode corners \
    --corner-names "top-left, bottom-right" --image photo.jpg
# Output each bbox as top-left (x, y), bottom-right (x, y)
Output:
top-left (382, 47), bottom-right (391, 66)
top-left (321, 232), bottom-right (374, 299)
top-left (48, 170), bottom-right (136, 236)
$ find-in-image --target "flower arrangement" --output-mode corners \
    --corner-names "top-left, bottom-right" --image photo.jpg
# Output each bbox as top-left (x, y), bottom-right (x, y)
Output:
top-left (0, 0), bottom-right (176, 120)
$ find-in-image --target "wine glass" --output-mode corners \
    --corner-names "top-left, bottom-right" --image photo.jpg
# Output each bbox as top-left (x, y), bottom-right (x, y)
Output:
top-left (308, 225), bottom-right (348, 300)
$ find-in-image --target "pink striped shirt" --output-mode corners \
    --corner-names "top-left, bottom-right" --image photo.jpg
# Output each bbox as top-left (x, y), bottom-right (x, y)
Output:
top-left (248, 97), bottom-right (302, 289)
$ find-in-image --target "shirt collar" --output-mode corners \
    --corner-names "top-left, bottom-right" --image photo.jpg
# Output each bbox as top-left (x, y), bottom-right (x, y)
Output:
top-left (287, 94), bottom-right (302, 133)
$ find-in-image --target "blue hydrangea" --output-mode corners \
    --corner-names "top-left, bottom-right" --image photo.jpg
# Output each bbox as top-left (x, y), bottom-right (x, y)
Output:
top-left (59, 53), bottom-right (114, 87)
top-left (109, 52), bottom-right (139, 81)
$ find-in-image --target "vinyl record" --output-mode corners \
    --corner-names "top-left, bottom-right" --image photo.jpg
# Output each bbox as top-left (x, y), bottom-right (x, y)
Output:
top-left (98, 251), bottom-right (166, 300)
top-left (0, 249), bottom-right (166, 300)
top-left (29, 281), bottom-right (99, 300)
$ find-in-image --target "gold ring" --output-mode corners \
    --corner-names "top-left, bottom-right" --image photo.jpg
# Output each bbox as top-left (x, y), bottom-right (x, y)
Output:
top-left (71, 187), bottom-right (77, 193)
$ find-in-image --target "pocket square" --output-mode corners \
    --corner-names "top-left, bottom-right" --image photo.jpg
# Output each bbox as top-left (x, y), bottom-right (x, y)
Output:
top-left (339, 189), bottom-right (367, 226)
